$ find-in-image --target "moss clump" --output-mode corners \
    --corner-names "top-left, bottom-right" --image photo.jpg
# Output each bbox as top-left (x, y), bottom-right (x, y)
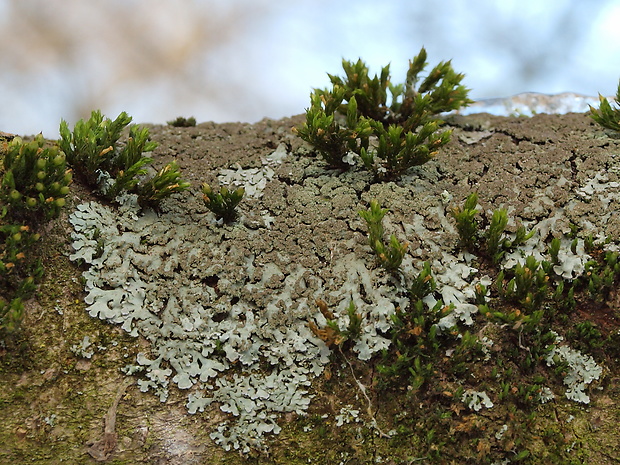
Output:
top-left (59, 110), bottom-right (189, 208)
top-left (295, 47), bottom-right (472, 180)
top-left (1, 135), bottom-right (71, 337)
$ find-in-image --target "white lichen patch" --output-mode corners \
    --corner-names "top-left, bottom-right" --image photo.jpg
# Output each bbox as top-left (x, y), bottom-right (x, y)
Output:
top-left (502, 221), bottom-right (590, 281)
top-left (495, 424), bottom-right (508, 440)
top-left (576, 171), bottom-right (620, 200)
top-left (70, 335), bottom-right (95, 359)
top-left (546, 343), bottom-right (602, 404)
top-left (70, 197), bottom-right (332, 451)
top-left (538, 386), bottom-right (555, 404)
top-left (479, 336), bottom-right (494, 361)
top-left (216, 143), bottom-right (286, 199)
top-left (462, 389), bottom-right (494, 411)
top-left (335, 405), bottom-right (362, 427)
top-left (327, 253), bottom-right (405, 360)
top-left (68, 186), bottom-right (411, 450)
top-left (419, 252), bottom-right (482, 330)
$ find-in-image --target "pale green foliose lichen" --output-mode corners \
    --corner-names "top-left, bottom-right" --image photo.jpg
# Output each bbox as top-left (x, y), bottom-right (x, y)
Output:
top-left (66, 143), bottom-right (613, 453)
top-left (546, 335), bottom-right (603, 404)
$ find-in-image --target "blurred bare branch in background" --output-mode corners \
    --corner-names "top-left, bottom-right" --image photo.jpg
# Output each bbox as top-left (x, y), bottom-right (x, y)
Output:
top-left (0, 0), bottom-right (618, 136)
top-left (0, 0), bottom-right (274, 134)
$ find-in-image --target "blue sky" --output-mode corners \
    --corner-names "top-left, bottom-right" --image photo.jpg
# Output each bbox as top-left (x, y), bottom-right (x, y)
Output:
top-left (1, 0), bottom-right (619, 136)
